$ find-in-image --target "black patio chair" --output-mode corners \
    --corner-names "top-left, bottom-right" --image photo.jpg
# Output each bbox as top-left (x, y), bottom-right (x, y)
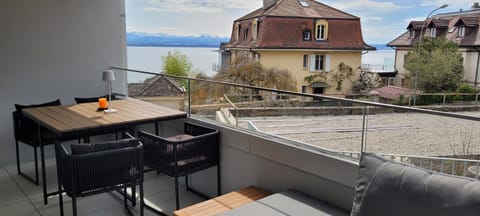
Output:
top-left (13, 99), bottom-right (67, 185)
top-left (138, 122), bottom-right (220, 210)
top-left (56, 135), bottom-right (144, 216)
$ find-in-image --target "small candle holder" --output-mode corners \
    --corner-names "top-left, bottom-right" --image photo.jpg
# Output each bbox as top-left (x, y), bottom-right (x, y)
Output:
top-left (98, 98), bottom-right (108, 111)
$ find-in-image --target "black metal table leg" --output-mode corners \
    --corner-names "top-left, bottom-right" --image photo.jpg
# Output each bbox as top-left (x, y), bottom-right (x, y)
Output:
top-left (38, 125), bottom-right (48, 205)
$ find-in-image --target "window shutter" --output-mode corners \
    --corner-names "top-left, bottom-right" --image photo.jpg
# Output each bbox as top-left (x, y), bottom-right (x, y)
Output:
top-left (325, 55), bottom-right (331, 71)
top-left (309, 55), bottom-right (315, 72)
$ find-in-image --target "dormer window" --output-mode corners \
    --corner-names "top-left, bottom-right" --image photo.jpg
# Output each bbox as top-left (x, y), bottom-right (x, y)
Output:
top-left (303, 30), bottom-right (311, 41)
top-left (458, 25), bottom-right (465, 37)
top-left (235, 23), bottom-right (240, 42)
top-left (315, 20), bottom-right (328, 41)
top-left (252, 19), bottom-right (258, 41)
top-left (429, 27), bottom-right (436, 37)
top-left (409, 29), bottom-right (415, 38)
top-left (243, 28), bottom-right (249, 41)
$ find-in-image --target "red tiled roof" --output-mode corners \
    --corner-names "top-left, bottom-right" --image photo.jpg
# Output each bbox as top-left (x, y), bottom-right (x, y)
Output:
top-left (237, 0), bottom-right (357, 21)
top-left (389, 12), bottom-right (480, 47)
top-left (225, 0), bottom-right (374, 51)
top-left (455, 17), bottom-right (479, 27)
top-left (429, 19), bottom-right (449, 28)
top-left (407, 21), bottom-right (426, 30)
top-left (128, 76), bottom-right (184, 97)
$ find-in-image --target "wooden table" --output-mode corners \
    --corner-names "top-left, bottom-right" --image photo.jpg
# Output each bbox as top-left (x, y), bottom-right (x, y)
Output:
top-left (23, 98), bottom-right (187, 204)
top-left (174, 186), bottom-right (271, 216)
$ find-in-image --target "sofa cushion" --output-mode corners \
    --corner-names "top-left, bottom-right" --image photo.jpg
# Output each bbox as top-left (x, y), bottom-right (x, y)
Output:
top-left (15, 99), bottom-right (61, 113)
top-left (70, 138), bottom-right (139, 155)
top-left (351, 153), bottom-right (480, 216)
top-left (218, 190), bottom-right (348, 216)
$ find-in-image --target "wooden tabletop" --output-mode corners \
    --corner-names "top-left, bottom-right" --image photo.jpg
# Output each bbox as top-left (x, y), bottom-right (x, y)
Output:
top-left (22, 98), bottom-right (187, 136)
top-left (174, 186), bottom-right (271, 216)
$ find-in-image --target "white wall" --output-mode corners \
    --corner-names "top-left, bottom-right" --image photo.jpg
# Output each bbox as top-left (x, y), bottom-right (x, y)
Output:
top-left (0, 0), bottom-right (127, 166)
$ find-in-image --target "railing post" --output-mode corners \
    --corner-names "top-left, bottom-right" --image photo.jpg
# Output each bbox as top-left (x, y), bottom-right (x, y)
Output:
top-left (443, 93), bottom-right (447, 107)
top-left (188, 79), bottom-right (191, 117)
top-left (361, 105), bottom-right (367, 154)
top-left (476, 93), bottom-right (479, 107)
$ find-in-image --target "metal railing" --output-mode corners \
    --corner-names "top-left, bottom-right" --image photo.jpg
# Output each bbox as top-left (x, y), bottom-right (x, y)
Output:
top-left (338, 151), bottom-right (480, 179)
top-left (113, 67), bottom-right (480, 180)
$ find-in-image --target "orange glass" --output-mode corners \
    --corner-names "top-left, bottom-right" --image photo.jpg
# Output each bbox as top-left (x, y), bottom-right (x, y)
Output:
top-left (98, 98), bottom-right (108, 109)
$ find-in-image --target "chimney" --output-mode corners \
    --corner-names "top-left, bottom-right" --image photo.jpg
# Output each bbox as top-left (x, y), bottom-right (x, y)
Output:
top-left (263, 0), bottom-right (276, 9)
top-left (472, 2), bottom-right (480, 10)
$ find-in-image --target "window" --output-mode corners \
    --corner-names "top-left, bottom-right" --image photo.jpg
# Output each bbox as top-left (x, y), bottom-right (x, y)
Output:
top-left (316, 24), bottom-right (326, 40)
top-left (301, 85), bottom-right (307, 93)
top-left (314, 20), bottom-right (328, 40)
top-left (458, 25), bottom-right (465, 37)
top-left (303, 30), bottom-right (311, 41)
top-left (235, 23), bottom-right (240, 42)
top-left (252, 19), bottom-right (258, 41)
top-left (409, 30), bottom-right (415, 38)
top-left (243, 28), bottom-right (249, 41)
top-left (299, 0), bottom-right (309, 7)
top-left (303, 55), bottom-right (308, 69)
top-left (429, 27), bottom-right (436, 37)
top-left (309, 54), bottom-right (330, 72)
top-left (315, 55), bottom-right (324, 70)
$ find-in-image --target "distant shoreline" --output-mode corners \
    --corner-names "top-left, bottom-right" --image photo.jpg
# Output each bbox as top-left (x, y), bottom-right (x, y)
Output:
top-left (127, 44), bottom-right (220, 48)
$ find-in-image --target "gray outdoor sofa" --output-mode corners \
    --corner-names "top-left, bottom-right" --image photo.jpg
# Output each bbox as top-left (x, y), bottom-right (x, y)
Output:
top-left (217, 153), bottom-right (480, 216)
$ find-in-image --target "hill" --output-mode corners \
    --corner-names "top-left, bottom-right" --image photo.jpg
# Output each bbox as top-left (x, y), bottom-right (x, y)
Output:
top-left (127, 32), bottom-right (229, 47)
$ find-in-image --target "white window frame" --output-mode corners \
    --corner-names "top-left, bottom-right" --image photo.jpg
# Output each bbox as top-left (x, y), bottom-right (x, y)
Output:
top-left (458, 25), bottom-right (465, 37)
top-left (235, 23), bottom-right (240, 42)
top-left (309, 54), bottom-right (330, 72)
top-left (429, 27), bottom-right (436, 37)
top-left (315, 24), bottom-right (326, 40)
top-left (252, 19), bottom-right (258, 41)
top-left (303, 30), bottom-right (311, 41)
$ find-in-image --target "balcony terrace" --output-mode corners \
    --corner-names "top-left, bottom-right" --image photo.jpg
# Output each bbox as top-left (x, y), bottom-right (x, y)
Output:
top-left (2, 1), bottom-right (480, 215)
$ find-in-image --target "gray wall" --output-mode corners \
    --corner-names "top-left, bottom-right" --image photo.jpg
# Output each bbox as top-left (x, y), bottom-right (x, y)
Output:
top-left (0, 0), bottom-right (127, 166)
top-left (186, 118), bottom-right (359, 211)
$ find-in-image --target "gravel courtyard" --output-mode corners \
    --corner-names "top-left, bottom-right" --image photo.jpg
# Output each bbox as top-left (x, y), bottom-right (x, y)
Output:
top-left (239, 111), bottom-right (480, 157)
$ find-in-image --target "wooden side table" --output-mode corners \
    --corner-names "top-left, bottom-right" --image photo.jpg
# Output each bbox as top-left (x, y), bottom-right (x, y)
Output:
top-left (174, 186), bottom-right (271, 216)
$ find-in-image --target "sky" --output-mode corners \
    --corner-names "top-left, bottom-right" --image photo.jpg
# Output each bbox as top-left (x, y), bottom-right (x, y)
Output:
top-left (125, 0), bottom-right (477, 44)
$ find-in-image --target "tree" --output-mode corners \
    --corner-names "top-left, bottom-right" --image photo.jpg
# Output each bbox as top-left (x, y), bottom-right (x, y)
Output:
top-left (162, 50), bottom-right (193, 87)
top-left (213, 56), bottom-right (296, 96)
top-left (405, 37), bottom-right (464, 92)
top-left (353, 71), bottom-right (383, 94)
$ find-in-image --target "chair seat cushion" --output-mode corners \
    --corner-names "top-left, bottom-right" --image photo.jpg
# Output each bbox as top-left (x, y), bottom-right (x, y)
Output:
top-left (351, 153), bottom-right (480, 216)
top-left (70, 138), bottom-right (139, 155)
top-left (166, 134), bottom-right (194, 141)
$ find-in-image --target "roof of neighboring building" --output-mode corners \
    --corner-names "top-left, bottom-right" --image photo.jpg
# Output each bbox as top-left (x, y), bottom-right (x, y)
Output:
top-left (388, 9), bottom-right (480, 47)
top-left (236, 0), bottom-right (357, 21)
top-left (369, 86), bottom-right (415, 100)
top-left (225, 0), bottom-right (374, 51)
top-left (128, 75), bottom-right (184, 97)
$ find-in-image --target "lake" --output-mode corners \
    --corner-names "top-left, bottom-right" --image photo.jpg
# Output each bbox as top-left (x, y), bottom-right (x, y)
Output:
top-left (127, 46), bottom-right (395, 83)
top-left (127, 46), bottom-right (219, 83)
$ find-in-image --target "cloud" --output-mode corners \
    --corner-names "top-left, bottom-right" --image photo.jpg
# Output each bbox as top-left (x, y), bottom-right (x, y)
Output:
top-left (360, 16), bottom-right (383, 22)
top-left (403, 17), bottom-right (425, 24)
top-left (146, 0), bottom-right (261, 13)
top-left (420, 0), bottom-right (472, 9)
top-left (325, 0), bottom-right (408, 13)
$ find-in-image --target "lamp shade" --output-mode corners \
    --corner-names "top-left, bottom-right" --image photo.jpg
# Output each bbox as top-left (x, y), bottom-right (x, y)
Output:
top-left (102, 69), bottom-right (116, 81)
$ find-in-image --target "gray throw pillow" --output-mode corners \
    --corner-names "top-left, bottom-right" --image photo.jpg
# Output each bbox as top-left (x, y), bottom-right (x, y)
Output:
top-left (351, 153), bottom-right (480, 216)
top-left (71, 138), bottom-right (139, 155)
